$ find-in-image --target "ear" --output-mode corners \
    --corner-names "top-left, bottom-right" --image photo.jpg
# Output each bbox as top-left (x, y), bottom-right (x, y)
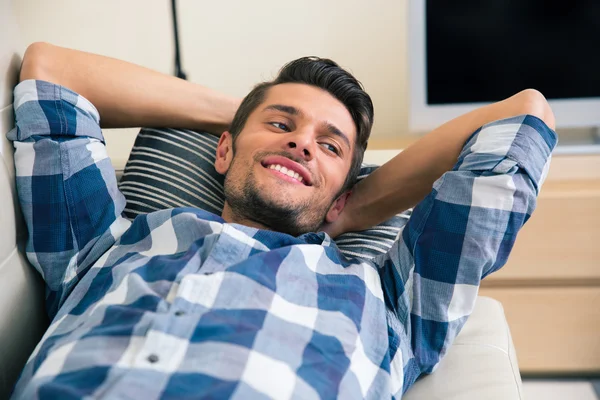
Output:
top-left (324, 190), bottom-right (352, 223)
top-left (215, 131), bottom-right (234, 175)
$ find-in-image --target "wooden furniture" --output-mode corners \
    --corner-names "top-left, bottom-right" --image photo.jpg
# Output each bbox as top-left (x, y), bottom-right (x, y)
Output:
top-left (480, 154), bottom-right (600, 374)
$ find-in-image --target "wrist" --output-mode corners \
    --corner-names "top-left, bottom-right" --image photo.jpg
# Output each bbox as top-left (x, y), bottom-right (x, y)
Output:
top-left (192, 85), bottom-right (241, 134)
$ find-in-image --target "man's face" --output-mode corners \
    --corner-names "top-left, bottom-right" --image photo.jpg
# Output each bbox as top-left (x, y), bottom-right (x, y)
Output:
top-left (215, 83), bottom-right (356, 236)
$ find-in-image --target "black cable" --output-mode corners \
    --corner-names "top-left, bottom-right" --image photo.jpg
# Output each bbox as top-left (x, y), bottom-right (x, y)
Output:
top-left (171, 0), bottom-right (187, 80)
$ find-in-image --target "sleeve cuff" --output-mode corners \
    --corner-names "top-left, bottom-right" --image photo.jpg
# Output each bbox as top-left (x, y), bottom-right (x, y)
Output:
top-left (9, 79), bottom-right (104, 143)
top-left (457, 114), bottom-right (558, 193)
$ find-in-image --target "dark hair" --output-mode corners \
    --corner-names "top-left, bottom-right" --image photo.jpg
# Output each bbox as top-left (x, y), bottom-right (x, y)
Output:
top-left (229, 57), bottom-right (374, 194)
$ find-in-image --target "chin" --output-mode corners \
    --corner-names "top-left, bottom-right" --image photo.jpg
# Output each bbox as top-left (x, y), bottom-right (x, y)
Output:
top-left (259, 187), bottom-right (303, 210)
top-left (258, 175), bottom-right (308, 196)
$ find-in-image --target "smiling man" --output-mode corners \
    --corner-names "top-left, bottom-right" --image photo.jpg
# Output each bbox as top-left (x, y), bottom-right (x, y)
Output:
top-left (217, 60), bottom-right (372, 236)
top-left (9, 43), bottom-right (556, 399)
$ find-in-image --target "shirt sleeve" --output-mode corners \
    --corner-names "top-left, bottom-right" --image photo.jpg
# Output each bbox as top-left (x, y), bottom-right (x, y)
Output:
top-left (7, 80), bottom-right (131, 319)
top-left (374, 115), bottom-right (557, 393)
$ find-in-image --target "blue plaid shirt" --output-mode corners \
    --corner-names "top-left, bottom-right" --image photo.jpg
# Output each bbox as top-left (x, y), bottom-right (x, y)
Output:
top-left (9, 80), bottom-right (556, 399)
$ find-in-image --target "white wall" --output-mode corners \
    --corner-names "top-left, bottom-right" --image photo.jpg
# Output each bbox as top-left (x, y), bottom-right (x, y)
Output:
top-left (12, 0), bottom-right (409, 149)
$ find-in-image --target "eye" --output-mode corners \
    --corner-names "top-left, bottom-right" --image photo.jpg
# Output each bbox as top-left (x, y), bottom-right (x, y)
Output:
top-left (268, 122), bottom-right (290, 132)
top-left (320, 142), bottom-right (340, 155)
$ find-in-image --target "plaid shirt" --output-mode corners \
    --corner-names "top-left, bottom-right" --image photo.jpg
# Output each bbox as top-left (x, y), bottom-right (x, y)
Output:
top-left (9, 80), bottom-right (556, 399)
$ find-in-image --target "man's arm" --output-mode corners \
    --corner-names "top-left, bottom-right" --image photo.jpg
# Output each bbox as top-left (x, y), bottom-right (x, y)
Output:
top-left (12, 43), bottom-right (240, 319)
top-left (327, 89), bottom-right (555, 237)
top-left (12, 43), bottom-right (238, 319)
top-left (20, 42), bottom-right (240, 133)
top-left (377, 113), bottom-right (557, 395)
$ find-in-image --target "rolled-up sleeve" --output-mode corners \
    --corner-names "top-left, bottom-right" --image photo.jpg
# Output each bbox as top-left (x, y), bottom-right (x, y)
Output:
top-left (8, 80), bottom-right (131, 319)
top-left (376, 115), bottom-right (557, 395)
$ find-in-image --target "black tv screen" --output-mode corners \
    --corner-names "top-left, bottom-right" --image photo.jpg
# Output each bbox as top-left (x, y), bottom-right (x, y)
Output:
top-left (426, 0), bottom-right (600, 104)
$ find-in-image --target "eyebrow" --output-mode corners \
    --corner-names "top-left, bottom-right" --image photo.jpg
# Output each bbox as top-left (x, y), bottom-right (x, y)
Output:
top-left (324, 122), bottom-right (351, 150)
top-left (263, 104), bottom-right (300, 116)
top-left (262, 104), bottom-right (352, 150)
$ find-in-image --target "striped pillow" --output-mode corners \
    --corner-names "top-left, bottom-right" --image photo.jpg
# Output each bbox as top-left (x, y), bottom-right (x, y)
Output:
top-left (119, 128), bottom-right (224, 217)
top-left (119, 128), bottom-right (411, 260)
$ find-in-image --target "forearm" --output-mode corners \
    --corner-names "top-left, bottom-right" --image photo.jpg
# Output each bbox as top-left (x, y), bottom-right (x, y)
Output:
top-left (381, 115), bottom-right (557, 383)
top-left (341, 89), bottom-right (555, 233)
top-left (19, 42), bottom-right (240, 134)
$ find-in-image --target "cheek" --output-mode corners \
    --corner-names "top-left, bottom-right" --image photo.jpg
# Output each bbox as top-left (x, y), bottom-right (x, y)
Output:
top-left (321, 160), bottom-right (348, 193)
top-left (235, 138), bottom-right (272, 166)
top-left (237, 127), bottom-right (278, 148)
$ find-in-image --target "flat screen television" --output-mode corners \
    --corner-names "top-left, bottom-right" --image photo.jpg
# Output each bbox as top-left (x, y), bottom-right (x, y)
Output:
top-left (409, 0), bottom-right (600, 135)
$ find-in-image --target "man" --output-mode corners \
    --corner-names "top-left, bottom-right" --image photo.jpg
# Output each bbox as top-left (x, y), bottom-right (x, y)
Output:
top-left (10, 43), bottom-right (555, 399)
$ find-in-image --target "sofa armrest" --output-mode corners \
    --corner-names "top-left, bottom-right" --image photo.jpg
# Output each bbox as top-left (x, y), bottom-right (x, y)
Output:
top-left (403, 296), bottom-right (523, 400)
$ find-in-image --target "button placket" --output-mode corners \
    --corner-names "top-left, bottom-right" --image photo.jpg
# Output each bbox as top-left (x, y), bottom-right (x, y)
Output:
top-left (134, 329), bottom-right (190, 371)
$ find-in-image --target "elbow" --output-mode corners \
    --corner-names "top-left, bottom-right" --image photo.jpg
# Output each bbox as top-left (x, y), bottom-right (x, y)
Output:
top-left (20, 42), bottom-right (56, 83)
top-left (510, 88), bottom-right (556, 131)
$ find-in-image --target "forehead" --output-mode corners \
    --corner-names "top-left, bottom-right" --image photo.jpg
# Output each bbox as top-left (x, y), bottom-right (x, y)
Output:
top-left (258, 83), bottom-right (357, 144)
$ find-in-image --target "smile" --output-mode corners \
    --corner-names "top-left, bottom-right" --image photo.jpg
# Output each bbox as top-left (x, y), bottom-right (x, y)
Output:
top-left (266, 164), bottom-right (304, 183)
top-left (261, 155), bottom-right (313, 186)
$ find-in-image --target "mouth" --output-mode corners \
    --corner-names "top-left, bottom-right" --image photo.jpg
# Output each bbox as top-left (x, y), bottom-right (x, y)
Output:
top-left (260, 156), bottom-right (312, 186)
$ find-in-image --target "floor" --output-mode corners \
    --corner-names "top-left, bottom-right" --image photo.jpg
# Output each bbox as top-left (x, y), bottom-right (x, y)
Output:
top-left (522, 379), bottom-right (600, 400)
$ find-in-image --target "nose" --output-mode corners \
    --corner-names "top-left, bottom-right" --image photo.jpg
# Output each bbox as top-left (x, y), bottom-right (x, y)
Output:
top-left (285, 128), bottom-right (316, 161)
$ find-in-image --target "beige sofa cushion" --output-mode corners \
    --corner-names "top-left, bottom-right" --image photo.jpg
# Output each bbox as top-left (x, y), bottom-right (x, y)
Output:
top-left (0, 3), bottom-right (48, 398)
top-left (404, 296), bottom-right (523, 399)
top-left (0, 82), bottom-right (48, 400)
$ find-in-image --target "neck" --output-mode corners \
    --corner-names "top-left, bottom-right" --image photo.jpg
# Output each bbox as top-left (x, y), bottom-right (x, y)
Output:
top-left (221, 202), bottom-right (271, 231)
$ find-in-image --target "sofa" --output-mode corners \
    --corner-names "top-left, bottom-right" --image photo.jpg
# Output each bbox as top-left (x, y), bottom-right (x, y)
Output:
top-left (0, 3), bottom-right (523, 398)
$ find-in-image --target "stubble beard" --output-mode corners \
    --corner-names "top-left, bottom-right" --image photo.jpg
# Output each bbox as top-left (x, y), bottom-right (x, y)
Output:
top-left (223, 154), bottom-right (332, 236)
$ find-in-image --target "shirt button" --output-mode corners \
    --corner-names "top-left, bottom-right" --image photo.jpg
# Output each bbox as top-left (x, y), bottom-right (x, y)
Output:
top-left (147, 354), bottom-right (159, 363)
top-left (175, 310), bottom-right (185, 316)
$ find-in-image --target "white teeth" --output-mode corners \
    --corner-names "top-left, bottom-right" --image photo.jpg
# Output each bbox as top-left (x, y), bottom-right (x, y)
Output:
top-left (266, 164), bottom-right (305, 183)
